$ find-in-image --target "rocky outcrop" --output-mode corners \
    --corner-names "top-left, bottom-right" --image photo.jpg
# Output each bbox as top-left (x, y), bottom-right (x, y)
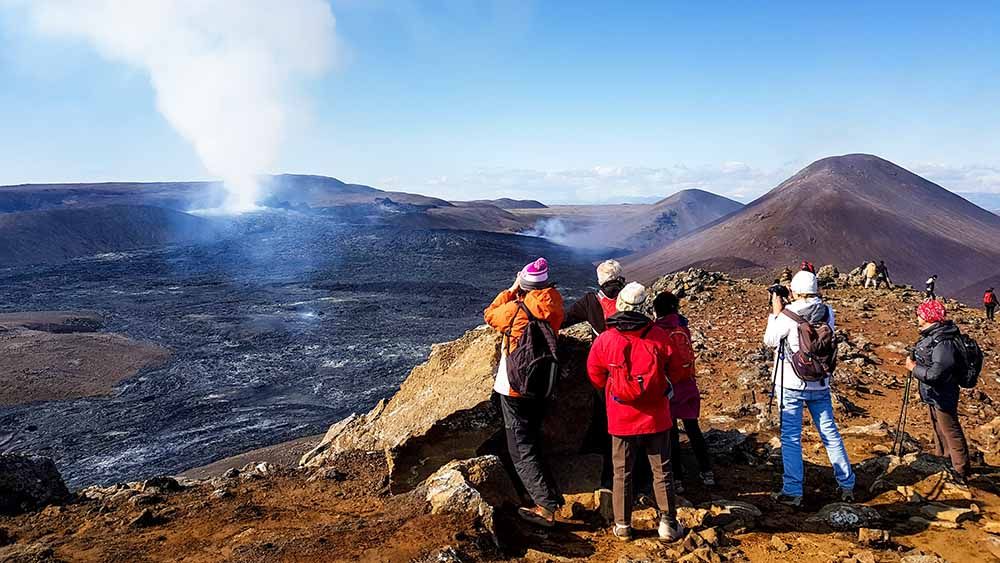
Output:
top-left (301, 324), bottom-right (595, 491)
top-left (414, 455), bottom-right (518, 547)
top-left (0, 456), bottom-right (69, 516)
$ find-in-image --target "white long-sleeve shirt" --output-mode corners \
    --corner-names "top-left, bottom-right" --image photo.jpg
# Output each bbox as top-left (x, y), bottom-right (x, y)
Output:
top-left (763, 297), bottom-right (836, 391)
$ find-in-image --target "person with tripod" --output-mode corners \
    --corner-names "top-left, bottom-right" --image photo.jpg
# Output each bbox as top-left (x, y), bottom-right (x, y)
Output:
top-left (904, 300), bottom-right (971, 481)
top-left (764, 271), bottom-right (856, 507)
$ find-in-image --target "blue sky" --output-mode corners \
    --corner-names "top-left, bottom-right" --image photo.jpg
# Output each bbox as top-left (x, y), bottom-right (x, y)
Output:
top-left (1, 1), bottom-right (999, 204)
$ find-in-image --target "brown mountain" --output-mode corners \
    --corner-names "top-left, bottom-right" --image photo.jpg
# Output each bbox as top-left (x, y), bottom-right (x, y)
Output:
top-left (626, 154), bottom-right (1000, 295)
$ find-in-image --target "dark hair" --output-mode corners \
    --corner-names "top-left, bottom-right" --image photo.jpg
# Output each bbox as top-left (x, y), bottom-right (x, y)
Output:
top-left (653, 291), bottom-right (680, 317)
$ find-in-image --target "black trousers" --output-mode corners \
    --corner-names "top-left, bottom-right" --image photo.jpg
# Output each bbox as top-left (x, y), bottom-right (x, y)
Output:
top-left (987, 304), bottom-right (996, 321)
top-left (499, 394), bottom-right (562, 512)
top-left (669, 419), bottom-right (713, 479)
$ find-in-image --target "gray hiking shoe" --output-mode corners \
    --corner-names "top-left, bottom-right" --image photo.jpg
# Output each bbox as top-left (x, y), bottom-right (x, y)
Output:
top-left (771, 491), bottom-right (803, 508)
top-left (841, 488), bottom-right (855, 503)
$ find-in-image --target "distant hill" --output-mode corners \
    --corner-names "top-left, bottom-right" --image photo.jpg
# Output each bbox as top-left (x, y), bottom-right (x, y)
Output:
top-left (511, 189), bottom-right (743, 250)
top-left (0, 176), bottom-right (538, 237)
top-left (626, 154), bottom-right (1000, 295)
top-left (458, 198), bottom-right (548, 210)
top-left (0, 205), bottom-right (218, 266)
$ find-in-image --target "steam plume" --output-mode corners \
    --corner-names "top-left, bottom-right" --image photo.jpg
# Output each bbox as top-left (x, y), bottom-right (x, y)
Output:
top-left (20, 0), bottom-right (337, 213)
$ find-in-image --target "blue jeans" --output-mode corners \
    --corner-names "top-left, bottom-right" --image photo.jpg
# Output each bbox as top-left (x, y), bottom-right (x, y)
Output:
top-left (778, 388), bottom-right (856, 497)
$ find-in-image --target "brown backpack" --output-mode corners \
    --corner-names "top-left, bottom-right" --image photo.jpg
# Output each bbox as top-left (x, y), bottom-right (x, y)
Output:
top-left (781, 307), bottom-right (836, 383)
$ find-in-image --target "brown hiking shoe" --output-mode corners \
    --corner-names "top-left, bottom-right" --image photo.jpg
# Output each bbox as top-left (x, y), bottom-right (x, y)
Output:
top-left (518, 505), bottom-right (556, 527)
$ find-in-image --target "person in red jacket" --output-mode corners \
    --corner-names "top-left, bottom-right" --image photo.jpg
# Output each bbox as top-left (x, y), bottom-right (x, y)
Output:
top-left (587, 282), bottom-right (685, 542)
top-left (985, 288), bottom-right (997, 321)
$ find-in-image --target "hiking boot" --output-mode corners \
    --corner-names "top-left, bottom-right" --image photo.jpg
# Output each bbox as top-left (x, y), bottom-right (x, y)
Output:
top-left (700, 471), bottom-right (716, 487)
top-left (770, 492), bottom-right (802, 508)
top-left (613, 524), bottom-right (633, 542)
top-left (841, 489), bottom-right (855, 503)
top-left (658, 517), bottom-right (685, 542)
top-left (518, 505), bottom-right (555, 528)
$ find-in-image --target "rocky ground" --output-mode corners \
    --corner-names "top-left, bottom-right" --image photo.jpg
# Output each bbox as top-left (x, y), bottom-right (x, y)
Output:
top-left (3, 269), bottom-right (1000, 562)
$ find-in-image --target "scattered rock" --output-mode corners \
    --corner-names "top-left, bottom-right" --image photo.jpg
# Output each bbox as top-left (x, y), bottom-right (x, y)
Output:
top-left (770, 535), bottom-right (790, 552)
top-left (239, 462), bottom-right (275, 480)
top-left (900, 553), bottom-right (947, 563)
top-left (209, 488), bottom-right (232, 500)
top-left (128, 508), bottom-right (166, 529)
top-left (699, 499), bottom-right (761, 533)
top-left (919, 503), bottom-right (975, 524)
top-left (808, 503), bottom-right (882, 531)
top-left (857, 527), bottom-right (891, 547)
top-left (140, 476), bottom-right (181, 495)
top-left (842, 422), bottom-right (889, 438)
top-left (0, 542), bottom-right (56, 563)
top-left (0, 455), bottom-right (70, 516)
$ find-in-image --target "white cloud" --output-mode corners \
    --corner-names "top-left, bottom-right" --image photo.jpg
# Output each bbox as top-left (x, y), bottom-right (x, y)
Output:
top-left (909, 163), bottom-right (1000, 194)
top-left (384, 162), bottom-right (797, 204)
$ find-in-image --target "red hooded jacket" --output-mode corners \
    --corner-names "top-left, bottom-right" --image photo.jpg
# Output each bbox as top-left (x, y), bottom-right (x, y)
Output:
top-left (587, 319), bottom-right (674, 436)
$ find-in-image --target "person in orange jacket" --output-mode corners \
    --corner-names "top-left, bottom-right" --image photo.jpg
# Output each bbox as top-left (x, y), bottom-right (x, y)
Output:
top-left (484, 257), bottom-right (565, 527)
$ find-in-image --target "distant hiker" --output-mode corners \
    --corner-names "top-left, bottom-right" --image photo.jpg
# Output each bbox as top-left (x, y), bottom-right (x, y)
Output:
top-left (587, 283), bottom-right (685, 542)
top-left (876, 260), bottom-right (892, 289)
top-left (863, 261), bottom-right (878, 289)
top-left (564, 259), bottom-right (627, 490)
top-left (800, 260), bottom-right (816, 274)
top-left (764, 271), bottom-right (855, 507)
top-left (779, 267), bottom-right (793, 285)
top-left (925, 275), bottom-right (938, 300)
top-left (653, 291), bottom-right (713, 492)
top-left (565, 259), bottom-right (626, 335)
top-left (905, 300), bottom-right (974, 481)
top-left (985, 288), bottom-right (997, 321)
top-left (484, 257), bottom-right (564, 527)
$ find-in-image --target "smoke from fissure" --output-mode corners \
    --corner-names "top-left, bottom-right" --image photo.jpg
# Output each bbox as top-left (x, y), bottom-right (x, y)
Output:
top-left (22, 0), bottom-right (338, 213)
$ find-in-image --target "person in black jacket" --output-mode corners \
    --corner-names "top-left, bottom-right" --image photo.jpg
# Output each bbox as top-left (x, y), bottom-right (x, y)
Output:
top-left (905, 299), bottom-right (970, 480)
top-left (564, 259), bottom-right (627, 492)
top-left (564, 259), bottom-right (626, 335)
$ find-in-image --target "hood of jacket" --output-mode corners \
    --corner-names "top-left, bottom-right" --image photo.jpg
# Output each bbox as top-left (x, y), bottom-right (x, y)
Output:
top-left (791, 298), bottom-right (829, 324)
top-left (919, 320), bottom-right (960, 341)
top-left (606, 311), bottom-right (651, 332)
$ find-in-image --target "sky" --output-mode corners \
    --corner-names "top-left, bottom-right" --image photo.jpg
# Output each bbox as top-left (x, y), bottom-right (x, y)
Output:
top-left (1, 1), bottom-right (999, 204)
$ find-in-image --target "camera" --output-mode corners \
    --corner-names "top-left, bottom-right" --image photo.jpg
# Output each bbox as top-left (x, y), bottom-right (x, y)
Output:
top-left (767, 283), bottom-right (790, 299)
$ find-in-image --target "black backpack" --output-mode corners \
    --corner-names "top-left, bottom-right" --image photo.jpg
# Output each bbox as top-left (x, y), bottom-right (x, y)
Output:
top-left (505, 302), bottom-right (560, 398)
top-left (944, 333), bottom-right (984, 389)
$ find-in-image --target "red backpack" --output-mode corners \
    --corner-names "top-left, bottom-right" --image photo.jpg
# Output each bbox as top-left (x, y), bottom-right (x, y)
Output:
top-left (662, 326), bottom-right (696, 383)
top-left (985, 291), bottom-right (996, 305)
top-left (607, 325), bottom-right (669, 403)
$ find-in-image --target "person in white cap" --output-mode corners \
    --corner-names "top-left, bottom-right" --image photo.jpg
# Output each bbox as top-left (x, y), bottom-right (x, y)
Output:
top-left (587, 282), bottom-right (685, 542)
top-left (763, 270), bottom-right (855, 507)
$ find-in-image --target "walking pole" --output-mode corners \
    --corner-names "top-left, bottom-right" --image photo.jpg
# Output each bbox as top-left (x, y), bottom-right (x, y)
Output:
top-left (893, 370), bottom-right (913, 456)
top-left (778, 337), bottom-right (786, 434)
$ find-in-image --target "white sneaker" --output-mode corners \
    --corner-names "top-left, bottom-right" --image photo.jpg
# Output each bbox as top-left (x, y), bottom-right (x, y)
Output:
top-left (658, 518), bottom-right (685, 542)
top-left (613, 524), bottom-right (633, 542)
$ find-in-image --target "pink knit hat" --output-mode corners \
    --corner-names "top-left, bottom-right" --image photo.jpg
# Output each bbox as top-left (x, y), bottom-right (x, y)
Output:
top-left (519, 257), bottom-right (550, 290)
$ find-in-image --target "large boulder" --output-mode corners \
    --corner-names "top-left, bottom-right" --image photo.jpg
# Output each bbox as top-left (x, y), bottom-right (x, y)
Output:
top-left (414, 455), bottom-right (519, 547)
top-left (301, 324), bottom-right (595, 491)
top-left (0, 455), bottom-right (70, 516)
